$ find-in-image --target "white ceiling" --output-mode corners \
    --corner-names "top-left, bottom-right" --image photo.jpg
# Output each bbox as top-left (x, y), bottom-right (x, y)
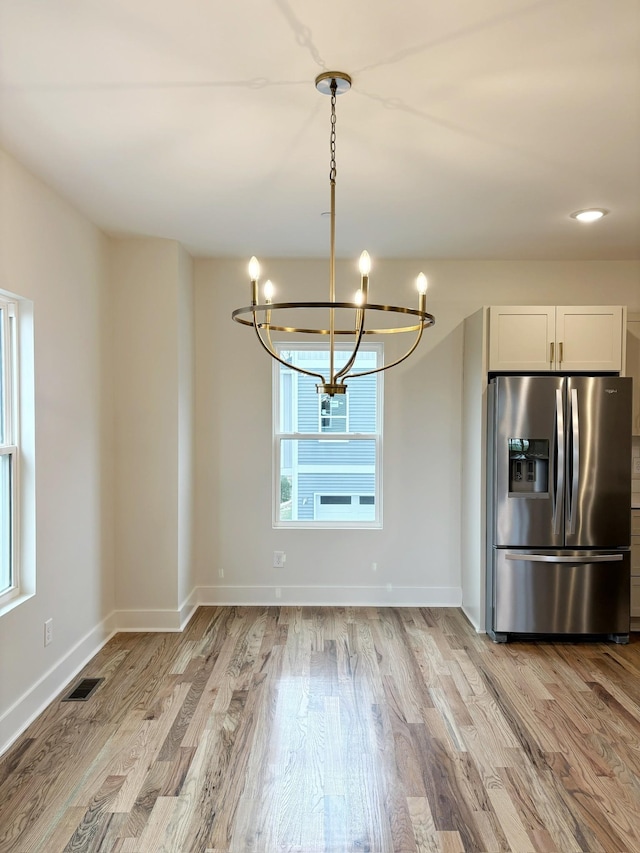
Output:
top-left (1, 0), bottom-right (639, 260)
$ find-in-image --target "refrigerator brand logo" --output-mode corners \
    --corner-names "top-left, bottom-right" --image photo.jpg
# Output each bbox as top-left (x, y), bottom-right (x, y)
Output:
top-left (605, 388), bottom-right (618, 394)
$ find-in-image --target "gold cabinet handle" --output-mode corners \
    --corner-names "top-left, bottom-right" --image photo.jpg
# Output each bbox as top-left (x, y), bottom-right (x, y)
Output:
top-left (550, 341), bottom-right (555, 365)
top-left (559, 341), bottom-right (563, 364)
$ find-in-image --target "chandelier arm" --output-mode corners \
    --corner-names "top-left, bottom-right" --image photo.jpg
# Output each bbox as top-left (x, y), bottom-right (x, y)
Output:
top-left (263, 305), bottom-right (275, 355)
top-left (252, 314), bottom-right (327, 383)
top-left (343, 323), bottom-right (425, 381)
top-left (333, 307), bottom-right (367, 382)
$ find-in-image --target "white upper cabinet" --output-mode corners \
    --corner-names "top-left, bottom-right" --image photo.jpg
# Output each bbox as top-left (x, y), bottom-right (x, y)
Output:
top-left (488, 306), bottom-right (556, 371)
top-left (488, 305), bottom-right (624, 373)
top-left (555, 306), bottom-right (624, 372)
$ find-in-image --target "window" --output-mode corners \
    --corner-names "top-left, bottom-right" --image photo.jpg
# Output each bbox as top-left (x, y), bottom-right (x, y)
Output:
top-left (0, 299), bottom-right (18, 603)
top-left (274, 343), bottom-right (383, 527)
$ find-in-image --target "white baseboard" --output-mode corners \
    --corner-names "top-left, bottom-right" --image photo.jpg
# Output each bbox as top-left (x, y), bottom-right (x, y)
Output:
top-left (0, 610), bottom-right (118, 757)
top-left (114, 587), bottom-right (199, 632)
top-left (115, 608), bottom-right (183, 632)
top-left (110, 586), bottom-right (462, 626)
top-left (179, 595), bottom-right (198, 630)
top-left (197, 584), bottom-right (463, 608)
top-left (461, 603), bottom-right (483, 632)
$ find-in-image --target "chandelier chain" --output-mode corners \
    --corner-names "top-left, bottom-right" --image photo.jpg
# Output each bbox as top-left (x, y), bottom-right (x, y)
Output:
top-left (330, 79), bottom-right (337, 184)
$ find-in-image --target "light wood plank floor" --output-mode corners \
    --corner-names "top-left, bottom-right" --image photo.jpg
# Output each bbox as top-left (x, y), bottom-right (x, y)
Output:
top-left (1, 606), bottom-right (640, 852)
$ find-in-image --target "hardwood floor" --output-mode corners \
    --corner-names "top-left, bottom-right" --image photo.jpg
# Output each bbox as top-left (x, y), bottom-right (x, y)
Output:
top-left (1, 607), bottom-right (640, 852)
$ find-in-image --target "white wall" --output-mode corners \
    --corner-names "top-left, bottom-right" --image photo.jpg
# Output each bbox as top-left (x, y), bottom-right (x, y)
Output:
top-left (110, 237), bottom-right (196, 629)
top-left (194, 258), bottom-right (640, 607)
top-left (0, 149), bottom-right (114, 752)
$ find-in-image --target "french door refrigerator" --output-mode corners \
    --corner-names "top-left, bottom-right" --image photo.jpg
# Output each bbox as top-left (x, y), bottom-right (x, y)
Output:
top-left (486, 375), bottom-right (632, 643)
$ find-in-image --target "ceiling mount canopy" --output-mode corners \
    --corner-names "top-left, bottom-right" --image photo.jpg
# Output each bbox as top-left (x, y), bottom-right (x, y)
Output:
top-left (232, 72), bottom-right (435, 396)
top-left (314, 70), bottom-right (352, 96)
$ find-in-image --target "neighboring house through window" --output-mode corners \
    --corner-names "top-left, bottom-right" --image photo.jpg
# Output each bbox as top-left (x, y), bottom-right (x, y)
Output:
top-left (274, 343), bottom-right (383, 527)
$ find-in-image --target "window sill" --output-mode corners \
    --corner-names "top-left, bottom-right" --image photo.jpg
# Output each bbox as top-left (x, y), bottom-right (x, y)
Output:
top-left (0, 589), bottom-right (35, 618)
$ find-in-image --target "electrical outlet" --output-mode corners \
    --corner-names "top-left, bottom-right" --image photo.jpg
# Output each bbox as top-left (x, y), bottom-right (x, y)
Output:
top-left (218, 568), bottom-right (225, 579)
top-left (273, 551), bottom-right (286, 568)
top-left (44, 618), bottom-right (53, 646)
top-left (634, 457), bottom-right (640, 475)
top-left (371, 562), bottom-right (377, 573)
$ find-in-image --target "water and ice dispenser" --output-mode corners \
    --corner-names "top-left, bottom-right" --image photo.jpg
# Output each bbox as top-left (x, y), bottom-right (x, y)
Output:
top-left (508, 438), bottom-right (549, 495)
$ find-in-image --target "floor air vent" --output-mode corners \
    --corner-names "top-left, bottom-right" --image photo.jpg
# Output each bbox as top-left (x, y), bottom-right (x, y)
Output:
top-left (62, 677), bottom-right (104, 702)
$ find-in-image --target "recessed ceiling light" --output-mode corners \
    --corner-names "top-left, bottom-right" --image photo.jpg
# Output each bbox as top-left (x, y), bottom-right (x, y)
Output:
top-left (569, 208), bottom-right (608, 223)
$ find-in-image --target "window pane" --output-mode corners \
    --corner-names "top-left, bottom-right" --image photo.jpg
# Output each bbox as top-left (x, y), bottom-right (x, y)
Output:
top-left (278, 438), bottom-right (377, 522)
top-left (0, 454), bottom-right (12, 593)
top-left (0, 309), bottom-right (4, 445)
top-left (279, 349), bottom-right (378, 433)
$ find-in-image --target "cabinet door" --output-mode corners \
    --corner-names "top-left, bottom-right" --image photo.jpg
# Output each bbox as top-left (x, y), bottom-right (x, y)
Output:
top-left (556, 306), bottom-right (623, 372)
top-left (488, 307), bottom-right (556, 372)
top-left (627, 316), bottom-right (640, 435)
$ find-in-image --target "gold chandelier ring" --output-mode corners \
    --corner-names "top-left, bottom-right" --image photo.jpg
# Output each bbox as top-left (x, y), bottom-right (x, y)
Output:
top-left (231, 301), bottom-right (435, 335)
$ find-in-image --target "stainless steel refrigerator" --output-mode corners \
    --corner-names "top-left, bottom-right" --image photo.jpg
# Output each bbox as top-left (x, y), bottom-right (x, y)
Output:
top-left (486, 375), bottom-right (632, 643)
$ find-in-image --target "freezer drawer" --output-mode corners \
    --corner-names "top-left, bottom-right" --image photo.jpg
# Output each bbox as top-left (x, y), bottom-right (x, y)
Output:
top-left (491, 548), bottom-right (630, 637)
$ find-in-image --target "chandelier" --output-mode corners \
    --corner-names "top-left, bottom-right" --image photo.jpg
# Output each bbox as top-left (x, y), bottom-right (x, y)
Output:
top-left (232, 72), bottom-right (435, 397)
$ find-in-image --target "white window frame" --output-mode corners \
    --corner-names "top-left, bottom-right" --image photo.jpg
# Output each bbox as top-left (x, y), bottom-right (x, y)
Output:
top-left (0, 299), bottom-right (19, 607)
top-left (0, 288), bottom-right (35, 617)
top-left (273, 341), bottom-right (383, 529)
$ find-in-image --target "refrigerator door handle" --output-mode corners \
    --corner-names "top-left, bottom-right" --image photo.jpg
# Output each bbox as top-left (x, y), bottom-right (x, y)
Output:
top-left (505, 552), bottom-right (623, 563)
top-left (567, 388), bottom-right (580, 535)
top-left (553, 388), bottom-right (564, 536)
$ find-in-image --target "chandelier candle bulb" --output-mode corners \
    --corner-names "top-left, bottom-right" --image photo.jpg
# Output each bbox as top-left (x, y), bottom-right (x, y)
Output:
top-left (416, 273), bottom-right (428, 312)
top-left (359, 250), bottom-right (371, 299)
top-left (249, 256), bottom-right (260, 305)
top-left (249, 256), bottom-right (260, 282)
top-left (359, 250), bottom-right (371, 276)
